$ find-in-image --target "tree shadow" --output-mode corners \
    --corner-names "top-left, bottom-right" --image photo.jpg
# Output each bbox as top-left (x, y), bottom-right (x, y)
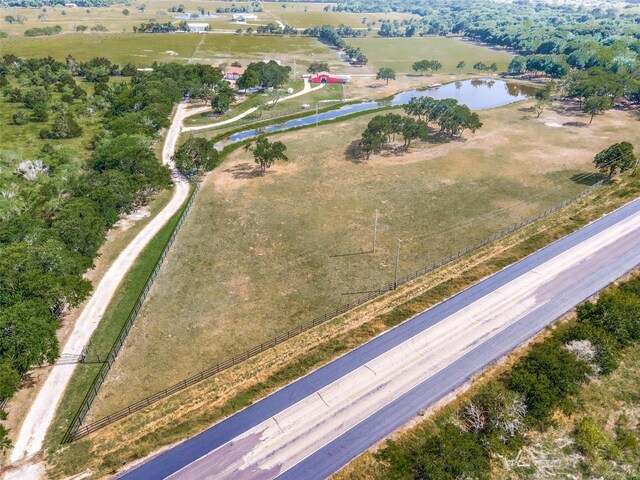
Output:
top-left (571, 172), bottom-right (606, 185)
top-left (225, 162), bottom-right (267, 179)
top-left (563, 121), bottom-right (589, 128)
top-left (345, 140), bottom-right (365, 163)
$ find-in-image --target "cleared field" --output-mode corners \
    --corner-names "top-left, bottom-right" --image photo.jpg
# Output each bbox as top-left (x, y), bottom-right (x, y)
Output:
top-left (88, 100), bottom-right (640, 417)
top-left (348, 36), bottom-right (514, 73)
top-left (194, 33), bottom-right (337, 68)
top-left (0, 0), bottom-right (250, 36)
top-left (0, 32), bottom-right (203, 64)
top-left (260, 1), bottom-right (420, 29)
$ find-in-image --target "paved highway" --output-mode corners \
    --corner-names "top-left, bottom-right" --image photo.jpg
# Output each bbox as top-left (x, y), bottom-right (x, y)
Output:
top-left (119, 197), bottom-right (640, 480)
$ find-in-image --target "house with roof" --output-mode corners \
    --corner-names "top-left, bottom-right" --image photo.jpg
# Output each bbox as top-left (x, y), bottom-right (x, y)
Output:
top-left (187, 22), bottom-right (209, 33)
top-left (308, 72), bottom-right (351, 84)
top-left (224, 66), bottom-right (246, 81)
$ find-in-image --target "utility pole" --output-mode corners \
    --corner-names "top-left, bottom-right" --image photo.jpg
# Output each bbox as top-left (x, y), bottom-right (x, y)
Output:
top-left (394, 238), bottom-right (402, 289)
top-left (372, 208), bottom-right (378, 252)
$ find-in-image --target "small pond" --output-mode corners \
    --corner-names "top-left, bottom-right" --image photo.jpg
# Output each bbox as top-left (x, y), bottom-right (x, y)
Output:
top-left (219, 79), bottom-right (534, 148)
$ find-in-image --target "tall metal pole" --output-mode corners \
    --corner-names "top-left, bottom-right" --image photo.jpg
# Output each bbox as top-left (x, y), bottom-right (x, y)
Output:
top-left (394, 238), bottom-right (402, 289)
top-left (373, 208), bottom-right (378, 252)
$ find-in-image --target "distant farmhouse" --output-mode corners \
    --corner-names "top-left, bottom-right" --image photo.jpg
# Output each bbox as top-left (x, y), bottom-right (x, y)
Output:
top-left (224, 66), bottom-right (246, 81)
top-left (308, 72), bottom-right (351, 84)
top-left (232, 13), bottom-right (258, 23)
top-left (187, 22), bottom-right (209, 33)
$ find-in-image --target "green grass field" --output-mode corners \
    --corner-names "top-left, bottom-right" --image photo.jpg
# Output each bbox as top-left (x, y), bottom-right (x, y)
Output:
top-left (348, 36), bottom-right (514, 73)
top-left (87, 99), bottom-right (640, 417)
top-left (0, 32), bottom-right (203, 64)
top-left (260, 1), bottom-right (419, 29)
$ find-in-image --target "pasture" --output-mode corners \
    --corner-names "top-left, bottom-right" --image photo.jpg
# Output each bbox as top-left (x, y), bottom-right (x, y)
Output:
top-left (348, 36), bottom-right (514, 73)
top-left (88, 99), bottom-right (640, 417)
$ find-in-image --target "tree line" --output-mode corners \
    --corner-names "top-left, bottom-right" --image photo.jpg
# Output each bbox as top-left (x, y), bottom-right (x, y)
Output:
top-left (0, 56), bottom-right (226, 448)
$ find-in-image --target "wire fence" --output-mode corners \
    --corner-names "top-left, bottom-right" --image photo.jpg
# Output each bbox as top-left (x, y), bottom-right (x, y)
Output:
top-left (62, 179), bottom-right (200, 444)
top-left (64, 178), bottom-right (606, 442)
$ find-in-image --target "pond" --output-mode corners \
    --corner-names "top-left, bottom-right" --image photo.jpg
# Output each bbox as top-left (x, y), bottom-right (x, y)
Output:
top-left (217, 79), bottom-right (534, 148)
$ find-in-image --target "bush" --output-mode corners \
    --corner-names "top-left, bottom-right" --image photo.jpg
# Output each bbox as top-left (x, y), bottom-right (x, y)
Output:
top-left (40, 110), bottom-right (83, 139)
top-left (509, 339), bottom-right (592, 423)
top-left (575, 418), bottom-right (620, 460)
top-left (11, 112), bottom-right (28, 125)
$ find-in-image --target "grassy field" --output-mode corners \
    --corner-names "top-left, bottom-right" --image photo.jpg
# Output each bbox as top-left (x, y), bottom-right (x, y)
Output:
top-left (260, 1), bottom-right (419, 29)
top-left (44, 173), bottom-right (640, 479)
top-left (0, 0), bottom-right (418, 36)
top-left (0, 32), bottom-right (204, 64)
top-left (348, 36), bottom-right (514, 73)
top-left (87, 99), bottom-right (640, 417)
top-left (194, 33), bottom-right (338, 68)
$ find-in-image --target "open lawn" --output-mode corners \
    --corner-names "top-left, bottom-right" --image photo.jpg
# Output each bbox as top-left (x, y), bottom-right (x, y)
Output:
top-left (348, 36), bottom-right (514, 73)
top-left (88, 99), bottom-right (640, 417)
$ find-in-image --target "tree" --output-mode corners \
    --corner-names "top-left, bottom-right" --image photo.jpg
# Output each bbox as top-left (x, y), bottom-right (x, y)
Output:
top-left (210, 82), bottom-right (235, 113)
top-left (172, 137), bottom-right (219, 174)
top-left (401, 117), bottom-right (428, 148)
top-left (54, 198), bottom-right (106, 259)
top-left (429, 60), bottom-right (443, 73)
top-left (456, 61), bottom-right (466, 73)
top-left (360, 128), bottom-right (386, 160)
top-left (533, 83), bottom-right (553, 118)
top-left (593, 142), bottom-right (636, 177)
top-left (473, 62), bottom-right (487, 73)
top-left (237, 61), bottom-right (291, 90)
top-left (307, 62), bottom-right (329, 73)
top-left (412, 60), bottom-right (430, 76)
top-left (582, 95), bottom-right (613, 124)
top-left (248, 137), bottom-right (288, 172)
top-left (438, 104), bottom-right (482, 137)
top-left (508, 57), bottom-right (526, 75)
top-left (376, 67), bottom-right (396, 85)
top-left (40, 110), bottom-right (83, 139)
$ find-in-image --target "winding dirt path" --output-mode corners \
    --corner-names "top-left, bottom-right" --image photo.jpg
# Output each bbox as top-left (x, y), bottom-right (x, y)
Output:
top-left (7, 102), bottom-right (192, 475)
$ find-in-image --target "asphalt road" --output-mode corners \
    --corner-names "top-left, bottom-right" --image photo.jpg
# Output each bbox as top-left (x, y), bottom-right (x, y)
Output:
top-left (119, 197), bottom-right (640, 480)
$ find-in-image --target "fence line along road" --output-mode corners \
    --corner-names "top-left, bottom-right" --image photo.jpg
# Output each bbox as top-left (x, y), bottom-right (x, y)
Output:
top-left (62, 180), bottom-right (200, 444)
top-left (65, 178), bottom-right (605, 442)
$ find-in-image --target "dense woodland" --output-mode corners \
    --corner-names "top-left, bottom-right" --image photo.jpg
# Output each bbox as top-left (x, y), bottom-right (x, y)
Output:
top-left (0, 57), bottom-right (229, 446)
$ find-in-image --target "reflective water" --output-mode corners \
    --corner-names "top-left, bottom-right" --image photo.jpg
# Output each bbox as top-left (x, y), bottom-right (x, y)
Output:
top-left (219, 79), bottom-right (534, 147)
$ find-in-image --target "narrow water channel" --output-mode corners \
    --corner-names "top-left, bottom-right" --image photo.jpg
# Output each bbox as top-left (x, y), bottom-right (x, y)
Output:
top-left (217, 79), bottom-right (534, 148)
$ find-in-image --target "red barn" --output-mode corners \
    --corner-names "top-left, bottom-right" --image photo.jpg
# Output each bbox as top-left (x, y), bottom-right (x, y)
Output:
top-left (309, 72), bottom-right (350, 84)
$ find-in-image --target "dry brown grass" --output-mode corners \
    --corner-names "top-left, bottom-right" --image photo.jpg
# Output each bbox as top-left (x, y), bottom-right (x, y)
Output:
top-left (89, 99), bottom-right (640, 417)
top-left (44, 171), bottom-right (640, 479)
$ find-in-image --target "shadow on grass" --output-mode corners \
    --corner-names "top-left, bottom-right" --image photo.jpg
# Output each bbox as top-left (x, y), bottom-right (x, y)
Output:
top-left (563, 121), bottom-right (589, 127)
top-left (224, 162), bottom-right (267, 179)
top-left (345, 140), bottom-right (365, 163)
top-left (571, 172), bottom-right (606, 185)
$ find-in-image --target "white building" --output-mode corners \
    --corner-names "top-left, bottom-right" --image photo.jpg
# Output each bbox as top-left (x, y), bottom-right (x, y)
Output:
top-left (187, 22), bottom-right (209, 33)
top-left (232, 13), bottom-right (258, 23)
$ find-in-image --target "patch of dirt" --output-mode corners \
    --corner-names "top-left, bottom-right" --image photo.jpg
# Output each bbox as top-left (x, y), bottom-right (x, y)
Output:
top-left (113, 207), bottom-right (151, 232)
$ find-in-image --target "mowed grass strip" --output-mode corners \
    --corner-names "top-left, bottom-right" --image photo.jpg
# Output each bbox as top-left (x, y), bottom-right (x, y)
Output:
top-left (45, 186), bottom-right (191, 448)
top-left (348, 36), bottom-right (514, 73)
top-left (45, 173), bottom-right (640, 480)
top-left (88, 99), bottom-right (640, 417)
